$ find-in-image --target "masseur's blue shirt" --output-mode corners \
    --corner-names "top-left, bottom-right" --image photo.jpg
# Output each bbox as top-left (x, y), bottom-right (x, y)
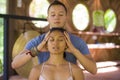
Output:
top-left (25, 33), bottom-right (90, 64)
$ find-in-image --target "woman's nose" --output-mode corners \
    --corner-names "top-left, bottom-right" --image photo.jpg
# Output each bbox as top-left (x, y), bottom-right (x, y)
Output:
top-left (53, 40), bottom-right (59, 45)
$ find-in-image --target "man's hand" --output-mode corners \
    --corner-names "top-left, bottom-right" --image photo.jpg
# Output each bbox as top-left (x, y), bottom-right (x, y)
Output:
top-left (37, 31), bottom-right (50, 52)
top-left (64, 31), bottom-right (78, 53)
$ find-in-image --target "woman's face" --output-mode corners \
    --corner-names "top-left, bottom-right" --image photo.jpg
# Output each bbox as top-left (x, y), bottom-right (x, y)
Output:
top-left (47, 5), bottom-right (67, 28)
top-left (47, 30), bottom-right (66, 54)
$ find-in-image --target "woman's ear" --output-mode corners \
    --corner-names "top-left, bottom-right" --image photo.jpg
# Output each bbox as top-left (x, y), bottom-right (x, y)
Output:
top-left (65, 45), bottom-right (68, 50)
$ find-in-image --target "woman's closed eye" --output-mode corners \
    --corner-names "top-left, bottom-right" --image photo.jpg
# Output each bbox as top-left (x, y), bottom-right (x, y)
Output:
top-left (49, 37), bottom-right (64, 42)
top-left (49, 38), bottom-right (54, 42)
top-left (58, 38), bottom-right (64, 41)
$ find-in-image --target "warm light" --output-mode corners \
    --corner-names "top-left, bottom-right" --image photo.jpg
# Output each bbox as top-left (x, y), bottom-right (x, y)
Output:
top-left (97, 61), bottom-right (118, 68)
top-left (98, 66), bottom-right (119, 73)
top-left (72, 4), bottom-right (89, 30)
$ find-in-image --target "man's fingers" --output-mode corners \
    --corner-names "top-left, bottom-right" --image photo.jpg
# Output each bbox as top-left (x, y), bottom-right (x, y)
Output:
top-left (45, 31), bottom-right (50, 38)
top-left (44, 31), bottom-right (50, 42)
top-left (64, 31), bottom-right (71, 42)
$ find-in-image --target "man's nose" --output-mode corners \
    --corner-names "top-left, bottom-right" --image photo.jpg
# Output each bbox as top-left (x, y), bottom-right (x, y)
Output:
top-left (54, 15), bottom-right (59, 19)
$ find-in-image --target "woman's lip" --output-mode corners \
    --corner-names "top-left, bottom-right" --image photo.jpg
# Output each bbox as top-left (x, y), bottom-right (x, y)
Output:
top-left (52, 47), bottom-right (59, 50)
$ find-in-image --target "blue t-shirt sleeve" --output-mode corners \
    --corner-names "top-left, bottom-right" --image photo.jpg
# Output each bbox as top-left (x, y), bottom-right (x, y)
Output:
top-left (24, 33), bottom-right (50, 64)
top-left (69, 33), bottom-right (90, 55)
top-left (78, 38), bottom-right (90, 54)
top-left (25, 34), bottom-right (45, 50)
top-left (65, 33), bottom-right (90, 64)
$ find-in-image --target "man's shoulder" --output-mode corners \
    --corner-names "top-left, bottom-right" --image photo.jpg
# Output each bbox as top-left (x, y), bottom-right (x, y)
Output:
top-left (33, 33), bottom-right (46, 40)
top-left (69, 33), bottom-right (84, 41)
top-left (38, 33), bottom-right (46, 38)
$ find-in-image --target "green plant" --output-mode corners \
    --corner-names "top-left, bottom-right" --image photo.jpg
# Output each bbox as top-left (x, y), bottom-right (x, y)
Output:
top-left (0, 59), bottom-right (3, 74)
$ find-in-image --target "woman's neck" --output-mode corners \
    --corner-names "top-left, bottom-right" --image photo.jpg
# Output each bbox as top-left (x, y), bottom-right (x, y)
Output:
top-left (47, 54), bottom-right (67, 66)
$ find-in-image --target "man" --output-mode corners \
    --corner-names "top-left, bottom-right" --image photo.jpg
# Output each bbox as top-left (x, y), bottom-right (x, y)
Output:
top-left (11, 0), bottom-right (97, 74)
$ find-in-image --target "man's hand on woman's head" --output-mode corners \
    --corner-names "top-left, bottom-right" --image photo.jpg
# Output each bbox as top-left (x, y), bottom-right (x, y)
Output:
top-left (37, 31), bottom-right (50, 52)
top-left (64, 31), bottom-right (78, 54)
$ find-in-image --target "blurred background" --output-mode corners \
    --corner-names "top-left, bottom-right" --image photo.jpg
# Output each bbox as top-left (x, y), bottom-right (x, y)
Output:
top-left (0, 0), bottom-right (120, 80)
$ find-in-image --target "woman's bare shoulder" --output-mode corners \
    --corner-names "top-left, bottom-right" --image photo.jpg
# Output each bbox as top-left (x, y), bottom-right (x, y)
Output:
top-left (71, 63), bottom-right (82, 70)
top-left (31, 63), bottom-right (43, 74)
top-left (70, 63), bottom-right (83, 74)
top-left (29, 64), bottom-right (43, 80)
top-left (33, 64), bottom-right (43, 70)
top-left (71, 63), bottom-right (84, 80)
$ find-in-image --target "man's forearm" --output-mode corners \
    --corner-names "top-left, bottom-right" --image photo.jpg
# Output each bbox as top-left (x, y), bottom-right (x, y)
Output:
top-left (73, 49), bottom-right (97, 74)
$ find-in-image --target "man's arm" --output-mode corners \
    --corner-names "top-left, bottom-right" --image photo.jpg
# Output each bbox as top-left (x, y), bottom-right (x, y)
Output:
top-left (73, 50), bottom-right (97, 74)
top-left (64, 32), bottom-right (97, 74)
top-left (11, 49), bottom-right (32, 69)
top-left (11, 32), bottom-right (50, 69)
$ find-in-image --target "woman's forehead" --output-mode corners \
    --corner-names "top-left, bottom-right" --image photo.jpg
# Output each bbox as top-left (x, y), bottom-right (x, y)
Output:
top-left (50, 30), bottom-right (64, 36)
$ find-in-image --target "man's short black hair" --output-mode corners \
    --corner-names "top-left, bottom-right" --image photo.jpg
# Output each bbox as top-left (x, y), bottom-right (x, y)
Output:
top-left (47, 0), bottom-right (67, 14)
top-left (50, 28), bottom-right (66, 33)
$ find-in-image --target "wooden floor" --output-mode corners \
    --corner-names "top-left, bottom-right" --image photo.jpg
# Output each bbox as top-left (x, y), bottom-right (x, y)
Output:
top-left (84, 66), bottom-right (120, 80)
top-left (4, 61), bottom-right (120, 80)
top-left (84, 61), bottom-right (120, 80)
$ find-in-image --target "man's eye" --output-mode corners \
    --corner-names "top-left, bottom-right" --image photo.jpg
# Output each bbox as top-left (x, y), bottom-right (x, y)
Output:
top-left (51, 15), bottom-right (55, 16)
top-left (59, 14), bottom-right (63, 16)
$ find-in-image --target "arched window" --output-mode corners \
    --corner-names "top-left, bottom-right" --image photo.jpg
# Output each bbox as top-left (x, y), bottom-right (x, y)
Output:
top-left (72, 4), bottom-right (89, 31)
top-left (29, 0), bottom-right (49, 28)
top-left (93, 10), bottom-right (104, 27)
top-left (104, 9), bottom-right (117, 32)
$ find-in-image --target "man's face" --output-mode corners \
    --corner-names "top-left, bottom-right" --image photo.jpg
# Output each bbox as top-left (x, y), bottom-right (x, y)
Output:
top-left (47, 5), bottom-right (67, 28)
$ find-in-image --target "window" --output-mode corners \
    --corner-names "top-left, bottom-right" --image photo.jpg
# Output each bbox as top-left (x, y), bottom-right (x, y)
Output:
top-left (104, 9), bottom-right (117, 32)
top-left (29, 0), bottom-right (49, 28)
top-left (72, 4), bottom-right (89, 31)
top-left (93, 10), bottom-right (104, 27)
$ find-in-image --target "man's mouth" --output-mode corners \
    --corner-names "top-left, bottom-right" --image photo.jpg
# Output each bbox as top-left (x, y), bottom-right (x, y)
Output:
top-left (54, 22), bottom-right (60, 24)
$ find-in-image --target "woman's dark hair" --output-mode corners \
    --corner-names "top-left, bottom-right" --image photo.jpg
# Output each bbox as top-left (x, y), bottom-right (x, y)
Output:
top-left (50, 28), bottom-right (66, 33)
top-left (47, 0), bottom-right (67, 14)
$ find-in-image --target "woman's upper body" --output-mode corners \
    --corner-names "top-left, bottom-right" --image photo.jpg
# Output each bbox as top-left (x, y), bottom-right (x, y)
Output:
top-left (29, 61), bottom-right (84, 80)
